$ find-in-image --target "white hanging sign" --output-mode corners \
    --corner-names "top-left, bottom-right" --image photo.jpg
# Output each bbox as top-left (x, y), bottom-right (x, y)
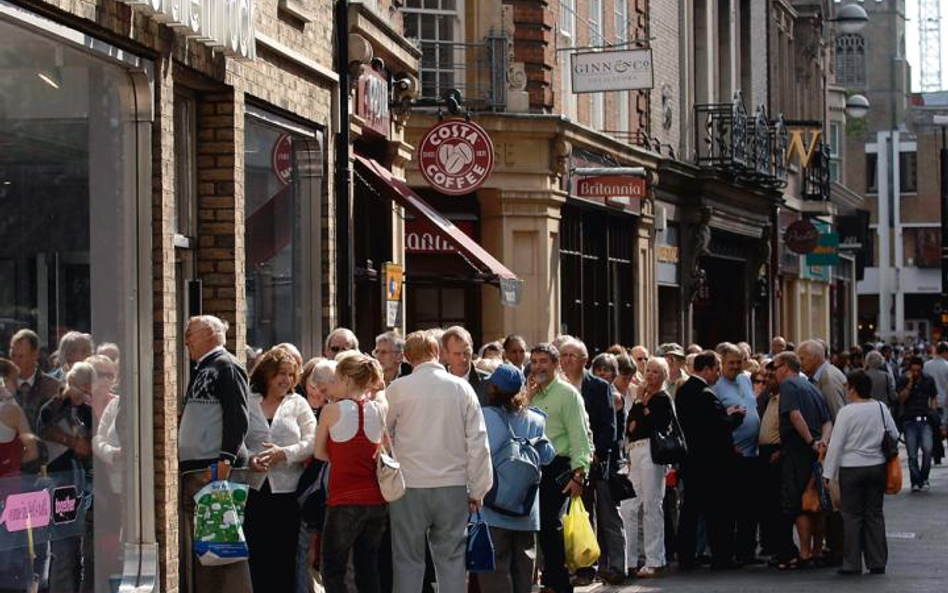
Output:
top-left (570, 48), bottom-right (653, 93)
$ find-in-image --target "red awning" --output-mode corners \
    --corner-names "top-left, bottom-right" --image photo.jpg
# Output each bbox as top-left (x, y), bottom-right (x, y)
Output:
top-left (354, 154), bottom-right (518, 281)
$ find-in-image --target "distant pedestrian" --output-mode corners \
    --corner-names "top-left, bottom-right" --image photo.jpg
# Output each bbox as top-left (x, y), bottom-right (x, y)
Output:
top-left (897, 356), bottom-right (937, 492)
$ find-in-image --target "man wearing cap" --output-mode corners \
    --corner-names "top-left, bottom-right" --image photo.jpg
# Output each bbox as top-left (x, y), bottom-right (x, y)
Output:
top-left (659, 343), bottom-right (689, 399)
top-left (478, 364), bottom-right (556, 593)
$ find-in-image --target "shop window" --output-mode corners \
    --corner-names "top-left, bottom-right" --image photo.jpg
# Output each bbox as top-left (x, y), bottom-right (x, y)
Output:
top-left (560, 0), bottom-right (577, 119)
top-left (560, 206), bottom-right (634, 353)
top-left (614, 0), bottom-right (629, 132)
top-left (0, 17), bottom-right (149, 591)
top-left (903, 227), bottom-right (940, 268)
top-left (589, 0), bottom-right (604, 130)
top-left (244, 110), bottom-right (324, 355)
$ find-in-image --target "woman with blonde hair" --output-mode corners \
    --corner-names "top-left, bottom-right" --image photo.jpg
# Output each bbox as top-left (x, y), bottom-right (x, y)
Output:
top-left (314, 352), bottom-right (389, 592)
top-left (244, 348), bottom-right (317, 593)
top-left (624, 357), bottom-right (674, 578)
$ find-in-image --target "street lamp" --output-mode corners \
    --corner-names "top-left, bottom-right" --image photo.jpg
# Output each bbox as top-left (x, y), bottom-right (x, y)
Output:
top-left (830, 4), bottom-right (870, 34)
top-left (845, 94), bottom-right (870, 119)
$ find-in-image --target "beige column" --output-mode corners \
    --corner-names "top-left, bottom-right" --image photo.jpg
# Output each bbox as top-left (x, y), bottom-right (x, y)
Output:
top-left (479, 187), bottom-right (566, 346)
top-left (636, 204), bottom-right (658, 349)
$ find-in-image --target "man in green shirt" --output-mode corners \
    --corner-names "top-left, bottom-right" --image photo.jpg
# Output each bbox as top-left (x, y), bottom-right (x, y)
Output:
top-left (526, 343), bottom-right (592, 593)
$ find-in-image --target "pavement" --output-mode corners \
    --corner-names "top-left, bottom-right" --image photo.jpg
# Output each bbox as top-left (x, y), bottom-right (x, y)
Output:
top-left (573, 452), bottom-right (948, 593)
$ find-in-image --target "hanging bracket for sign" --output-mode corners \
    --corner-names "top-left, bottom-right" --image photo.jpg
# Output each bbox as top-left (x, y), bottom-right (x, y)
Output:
top-left (571, 167), bottom-right (647, 177)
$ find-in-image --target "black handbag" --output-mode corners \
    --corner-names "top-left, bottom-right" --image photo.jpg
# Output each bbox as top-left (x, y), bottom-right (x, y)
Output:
top-left (650, 399), bottom-right (688, 465)
top-left (608, 471), bottom-right (636, 501)
top-left (880, 404), bottom-right (900, 461)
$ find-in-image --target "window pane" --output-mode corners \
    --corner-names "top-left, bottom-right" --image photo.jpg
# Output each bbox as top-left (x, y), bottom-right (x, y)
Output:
top-left (244, 116), bottom-right (322, 352)
top-left (0, 19), bottom-right (141, 592)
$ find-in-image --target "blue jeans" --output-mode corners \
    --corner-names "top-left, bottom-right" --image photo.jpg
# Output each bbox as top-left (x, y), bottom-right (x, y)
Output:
top-left (904, 419), bottom-right (933, 486)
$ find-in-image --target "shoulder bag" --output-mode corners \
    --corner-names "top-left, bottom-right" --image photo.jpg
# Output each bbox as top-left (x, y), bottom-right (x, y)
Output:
top-left (650, 395), bottom-right (688, 465)
top-left (377, 424), bottom-right (406, 502)
top-left (880, 403), bottom-right (902, 495)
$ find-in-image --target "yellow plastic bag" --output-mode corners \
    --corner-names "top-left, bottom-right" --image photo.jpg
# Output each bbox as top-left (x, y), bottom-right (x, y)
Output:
top-left (562, 495), bottom-right (600, 571)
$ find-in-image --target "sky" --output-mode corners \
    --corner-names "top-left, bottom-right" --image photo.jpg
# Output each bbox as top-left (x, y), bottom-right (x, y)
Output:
top-left (905, 0), bottom-right (948, 92)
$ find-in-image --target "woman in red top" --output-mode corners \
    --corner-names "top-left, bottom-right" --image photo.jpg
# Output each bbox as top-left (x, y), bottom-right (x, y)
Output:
top-left (314, 352), bottom-right (388, 593)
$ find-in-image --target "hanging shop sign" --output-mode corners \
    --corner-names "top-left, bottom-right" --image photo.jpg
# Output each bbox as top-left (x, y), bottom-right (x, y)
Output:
top-left (575, 175), bottom-right (646, 198)
top-left (418, 119), bottom-right (495, 195)
top-left (382, 262), bottom-right (403, 328)
top-left (570, 48), bottom-right (654, 93)
top-left (805, 228), bottom-right (840, 267)
top-left (120, 0), bottom-right (257, 60)
top-left (356, 67), bottom-right (391, 138)
top-left (784, 218), bottom-right (820, 254)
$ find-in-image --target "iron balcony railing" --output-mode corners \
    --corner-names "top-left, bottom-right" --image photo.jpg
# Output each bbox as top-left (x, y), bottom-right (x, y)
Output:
top-left (416, 37), bottom-right (507, 112)
top-left (802, 141), bottom-right (832, 201)
top-left (693, 90), bottom-right (790, 192)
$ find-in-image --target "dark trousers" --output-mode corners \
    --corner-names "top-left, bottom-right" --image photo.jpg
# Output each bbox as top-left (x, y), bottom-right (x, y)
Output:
top-left (777, 448), bottom-right (815, 561)
top-left (321, 504), bottom-right (388, 593)
top-left (475, 528), bottom-right (536, 593)
top-left (245, 481), bottom-right (302, 593)
top-left (734, 456), bottom-right (760, 561)
top-left (838, 464), bottom-right (888, 572)
top-left (538, 456), bottom-right (572, 593)
top-left (757, 445), bottom-right (782, 556)
top-left (676, 462), bottom-right (735, 566)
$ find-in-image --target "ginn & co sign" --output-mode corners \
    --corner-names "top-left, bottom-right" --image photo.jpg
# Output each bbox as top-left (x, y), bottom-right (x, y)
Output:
top-left (571, 48), bottom-right (654, 94)
top-left (120, 0), bottom-right (257, 61)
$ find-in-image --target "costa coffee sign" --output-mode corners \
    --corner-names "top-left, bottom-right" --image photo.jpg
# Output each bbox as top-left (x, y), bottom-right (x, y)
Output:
top-left (575, 175), bottom-right (646, 198)
top-left (418, 119), bottom-right (495, 195)
top-left (784, 218), bottom-right (820, 254)
top-left (356, 68), bottom-right (390, 138)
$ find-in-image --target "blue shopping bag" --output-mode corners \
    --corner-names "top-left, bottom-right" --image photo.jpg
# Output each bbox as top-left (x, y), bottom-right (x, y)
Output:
top-left (466, 510), bottom-right (495, 573)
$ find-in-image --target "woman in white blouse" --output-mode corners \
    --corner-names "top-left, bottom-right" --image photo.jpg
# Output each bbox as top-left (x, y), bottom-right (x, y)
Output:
top-left (244, 348), bottom-right (317, 593)
top-left (823, 370), bottom-right (900, 576)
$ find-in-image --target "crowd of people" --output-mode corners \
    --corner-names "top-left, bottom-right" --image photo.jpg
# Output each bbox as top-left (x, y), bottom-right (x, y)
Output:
top-left (4, 316), bottom-right (944, 593)
top-left (184, 317), bottom-right (948, 593)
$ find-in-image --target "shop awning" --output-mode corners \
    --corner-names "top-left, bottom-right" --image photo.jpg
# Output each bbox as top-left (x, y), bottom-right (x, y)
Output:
top-left (354, 154), bottom-right (520, 285)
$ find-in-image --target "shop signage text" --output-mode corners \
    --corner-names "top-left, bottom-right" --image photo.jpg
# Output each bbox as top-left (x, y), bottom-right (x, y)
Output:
top-left (570, 49), bottom-right (654, 93)
top-left (805, 229), bottom-right (840, 267)
top-left (786, 127), bottom-right (822, 168)
top-left (357, 68), bottom-right (391, 138)
top-left (406, 218), bottom-right (475, 253)
top-left (657, 245), bottom-right (679, 264)
top-left (272, 134), bottom-right (293, 185)
top-left (0, 490), bottom-right (50, 532)
top-left (575, 175), bottom-right (646, 198)
top-left (784, 218), bottom-right (820, 254)
top-left (418, 119), bottom-right (495, 195)
top-left (121, 0), bottom-right (257, 61)
top-left (383, 262), bottom-right (403, 328)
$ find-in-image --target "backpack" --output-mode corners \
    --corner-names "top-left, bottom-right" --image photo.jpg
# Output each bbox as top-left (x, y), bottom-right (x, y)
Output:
top-left (484, 409), bottom-right (545, 517)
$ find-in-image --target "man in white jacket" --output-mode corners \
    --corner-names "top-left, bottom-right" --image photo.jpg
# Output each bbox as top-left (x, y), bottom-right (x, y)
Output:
top-left (386, 330), bottom-right (493, 593)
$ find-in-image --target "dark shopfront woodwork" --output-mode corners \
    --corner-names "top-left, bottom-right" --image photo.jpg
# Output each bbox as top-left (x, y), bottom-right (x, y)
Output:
top-left (353, 160), bottom-right (393, 349)
top-left (560, 203), bottom-right (635, 354)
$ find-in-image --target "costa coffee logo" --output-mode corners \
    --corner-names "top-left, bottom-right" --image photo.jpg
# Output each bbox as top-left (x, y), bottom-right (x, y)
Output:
top-left (418, 119), bottom-right (495, 195)
top-left (784, 218), bottom-right (820, 254)
top-left (271, 134), bottom-right (293, 186)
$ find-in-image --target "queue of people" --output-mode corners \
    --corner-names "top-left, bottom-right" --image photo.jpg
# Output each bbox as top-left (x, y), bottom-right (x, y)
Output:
top-left (175, 321), bottom-right (945, 592)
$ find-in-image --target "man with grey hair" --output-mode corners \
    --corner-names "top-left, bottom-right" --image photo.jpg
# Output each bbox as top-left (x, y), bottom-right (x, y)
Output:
top-left (798, 339), bottom-right (846, 420)
top-left (441, 325), bottom-right (490, 404)
top-left (323, 327), bottom-right (359, 358)
top-left (179, 315), bottom-right (252, 593)
top-left (51, 330), bottom-right (94, 381)
top-left (865, 350), bottom-right (896, 405)
top-left (374, 330), bottom-right (410, 384)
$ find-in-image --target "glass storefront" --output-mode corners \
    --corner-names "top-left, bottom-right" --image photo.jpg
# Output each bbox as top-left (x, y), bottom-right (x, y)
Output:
top-left (0, 11), bottom-right (151, 592)
top-left (244, 111), bottom-right (324, 356)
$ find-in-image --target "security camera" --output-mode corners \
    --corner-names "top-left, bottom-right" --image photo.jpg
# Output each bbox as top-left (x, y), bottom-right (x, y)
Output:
top-left (391, 75), bottom-right (420, 102)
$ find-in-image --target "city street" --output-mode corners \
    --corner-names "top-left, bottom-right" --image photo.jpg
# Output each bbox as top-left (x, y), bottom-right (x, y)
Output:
top-left (578, 455), bottom-right (948, 593)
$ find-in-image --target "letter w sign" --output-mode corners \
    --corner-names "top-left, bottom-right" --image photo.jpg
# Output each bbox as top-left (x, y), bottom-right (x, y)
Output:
top-left (786, 128), bottom-right (822, 168)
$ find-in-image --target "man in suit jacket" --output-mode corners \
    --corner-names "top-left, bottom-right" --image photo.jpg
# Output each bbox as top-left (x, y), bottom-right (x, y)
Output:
top-left (10, 329), bottom-right (61, 436)
top-left (675, 350), bottom-right (746, 570)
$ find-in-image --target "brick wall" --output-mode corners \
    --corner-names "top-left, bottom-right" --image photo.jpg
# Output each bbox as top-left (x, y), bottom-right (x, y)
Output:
top-left (509, 0), bottom-right (555, 110)
top-left (650, 0), bottom-right (678, 150)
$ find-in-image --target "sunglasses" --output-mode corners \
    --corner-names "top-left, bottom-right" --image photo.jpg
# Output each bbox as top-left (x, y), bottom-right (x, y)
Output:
top-left (753, 379), bottom-right (766, 385)
top-left (328, 345), bottom-right (344, 354)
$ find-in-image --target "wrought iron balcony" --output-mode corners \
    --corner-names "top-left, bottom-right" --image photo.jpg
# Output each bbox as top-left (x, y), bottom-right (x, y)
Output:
top-left (802, 141), bottom-right (831, 200)
top-left (693, 91), bottom-right (788, 190)
top-left (415, 37), bottom-right (507, 112)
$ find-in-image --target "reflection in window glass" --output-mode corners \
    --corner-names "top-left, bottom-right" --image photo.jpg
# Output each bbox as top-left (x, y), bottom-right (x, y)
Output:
top-left (244, 115), bottom-right (322, 354)
top-left (0, 19), bottom-right (142, 592)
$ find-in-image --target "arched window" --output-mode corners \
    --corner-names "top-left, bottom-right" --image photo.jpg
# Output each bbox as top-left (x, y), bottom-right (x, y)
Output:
top-left (835, 33), bottom-right (866, 88)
